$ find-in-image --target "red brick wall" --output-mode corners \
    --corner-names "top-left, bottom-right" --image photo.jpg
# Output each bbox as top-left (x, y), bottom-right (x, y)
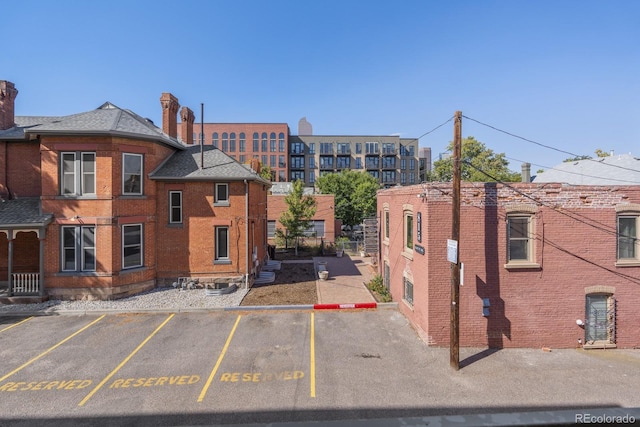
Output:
top-left (39, 135), bottom-right (176, 298)
top-left (155, 180), bottom-right (269, 284)
top-left (6, 142), bottom-right (41, 197)
top-left (379, 183), bottom-right (640, 349)
top-left (267, 194), bottom-right (335, 243)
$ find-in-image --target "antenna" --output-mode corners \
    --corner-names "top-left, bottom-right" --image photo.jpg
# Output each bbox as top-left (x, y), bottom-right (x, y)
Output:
top-left (200, 103), bottom-right (204, 170)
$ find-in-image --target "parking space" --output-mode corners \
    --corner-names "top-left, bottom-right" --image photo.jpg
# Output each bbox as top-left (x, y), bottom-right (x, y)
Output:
top-left (0, 310), bottom-right (639, 425)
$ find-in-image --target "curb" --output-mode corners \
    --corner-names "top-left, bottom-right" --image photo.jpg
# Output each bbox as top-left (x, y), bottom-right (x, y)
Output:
top-left (0, 302), bottom-right (399, 316)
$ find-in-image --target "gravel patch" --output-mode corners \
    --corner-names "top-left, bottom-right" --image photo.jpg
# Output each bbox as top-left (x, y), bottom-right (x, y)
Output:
top-left (0, 286), bottom-right (249, 314)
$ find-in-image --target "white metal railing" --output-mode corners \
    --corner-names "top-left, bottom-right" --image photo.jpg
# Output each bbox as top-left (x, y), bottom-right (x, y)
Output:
top-left (12, 273), bottom-right (40, 294)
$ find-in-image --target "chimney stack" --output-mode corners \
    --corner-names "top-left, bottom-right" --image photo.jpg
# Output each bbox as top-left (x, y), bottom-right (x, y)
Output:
top-left (0, 81), bottom-right (18, 131)
top-left (180, 106), bottom-right (195, 145)
top-left (521, 162), bottom-right (531, 183)
top-left (160, 93), bottom-right (179, 138)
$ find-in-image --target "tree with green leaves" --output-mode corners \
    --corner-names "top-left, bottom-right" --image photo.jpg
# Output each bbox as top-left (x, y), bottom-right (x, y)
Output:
top-left (276, 180), bottom-right (317, 255)
top-left (563, 149), bottom-right (610, 163)
top-left (429, 136), bottom-right (520, 182)
top-left (259, 165), bottom-right (274, 181)
top-left (315, 170), bottom-right (381, 227)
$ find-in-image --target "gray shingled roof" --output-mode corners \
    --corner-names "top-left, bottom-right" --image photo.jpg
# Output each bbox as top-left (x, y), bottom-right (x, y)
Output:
top-left (533, 154), bottom-right (640, 185)
top-left (0, 199), bottom-right (53, 227)
top-left (150, 145), bottom-right (270, 184)
top-left (1, 103), bottom-right (184, 150)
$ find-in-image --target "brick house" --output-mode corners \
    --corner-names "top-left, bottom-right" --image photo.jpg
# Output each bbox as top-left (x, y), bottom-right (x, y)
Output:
top-left (0, 81), bottom-right (269, 301)
top-left (266, 183), bottom-right (336, 247)
top-left (378, 182), bottom-right (640, 349)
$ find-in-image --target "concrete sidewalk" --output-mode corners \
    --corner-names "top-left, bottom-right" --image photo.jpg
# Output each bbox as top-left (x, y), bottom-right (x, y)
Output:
top-left (311, 254), bottom-right (377, 304)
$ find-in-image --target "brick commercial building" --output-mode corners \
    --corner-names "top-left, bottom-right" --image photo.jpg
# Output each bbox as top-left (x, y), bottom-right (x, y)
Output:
top-left (177, 123), bottom-right (290, 183)
top-left (0, 81), bottom-right (270, 301)
top-left (378, 182), bottom-right (640, 349)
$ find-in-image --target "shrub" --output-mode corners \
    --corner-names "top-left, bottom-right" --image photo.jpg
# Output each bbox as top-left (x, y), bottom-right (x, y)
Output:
top-left (366, 274), bottom-right (391, 302)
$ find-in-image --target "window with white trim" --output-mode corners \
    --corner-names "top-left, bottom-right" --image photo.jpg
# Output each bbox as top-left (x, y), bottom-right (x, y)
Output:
top-left (403, 276), bottom-right (413, 306)
top-left (215, 226), bottom-right (230, 262)
top-left (215, 183), bottom-right (229, 205)
top-left (267, 220), bottom-right (276, 238)
top-left (61, 226), bottom-right (96, 272)
top-left (123, 153), bottom-right (143, 195)
top-left (507, 215), bottom-right (532, 262)
top-left (404, 211), bottom-right (413, 251)
top-left (617, 215), bottom-right (638, 261)
top-left (61, 152), bottom-right (96, 196)
top-left (169, 191), bottom-right (182, 224)
top-left (122, 224), bottom-right (143, 269)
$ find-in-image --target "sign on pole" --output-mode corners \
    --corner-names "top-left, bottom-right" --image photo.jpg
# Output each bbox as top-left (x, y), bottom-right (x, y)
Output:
top-left (447, 239), bottom-right (458, 264)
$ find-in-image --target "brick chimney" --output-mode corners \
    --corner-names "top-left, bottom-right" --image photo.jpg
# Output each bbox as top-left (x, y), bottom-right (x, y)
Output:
top-left (180, 106), bottom-right (195, 145)
top-left (160, 93), bottom-right (179, 138)
top-left (521, 162), bottom-right (531, 183)
top-left (248, 158), bottom-right (261, 175)
top-left (0, 81), bottom-right (18, 131)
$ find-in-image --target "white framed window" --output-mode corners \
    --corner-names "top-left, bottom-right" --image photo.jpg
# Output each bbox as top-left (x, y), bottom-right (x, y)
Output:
top-left (507, 216), bottom-right (532, 262)
top-left (617, 215), bottom-right (639, 261)
top-left (169, 191), bottom-right (182, 224)
top-left (60, 152), bottom-right (96, 196)
top-left (62, 226), bottom-right (96, 272)
top-left (384, 208), bottom-right (390, 241)
top-left (123, 153), bottom-right (143, 195)
top-left (215, 183), bottom-right (229, 206)
top-left (215, 226), bottom-right (230, 262)
top-left (267, 220), bottom-right (276, 238)
top-left (405, 211), bottom-right (413, 250)
top-left (122, 224), bottom-right (143, 269)
top-left (403, 276), bottom-right (414, 306)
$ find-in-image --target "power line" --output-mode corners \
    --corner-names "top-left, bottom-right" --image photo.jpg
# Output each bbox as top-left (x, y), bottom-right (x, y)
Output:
top-left (414, 116), bottom-right (455, 140)
top-left (504, 155), bottom-right (640, 185)
top-left (463, 115), bottom-right (640, 175)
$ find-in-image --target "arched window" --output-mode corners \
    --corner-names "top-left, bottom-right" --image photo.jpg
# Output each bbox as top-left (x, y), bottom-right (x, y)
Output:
top-left (229, 132), bottom-right (236, 152)
top-left (253, 132), bottom-right (259, 152)
top-left (239, 132), bottom-right (246, 152)
top-left (212, 132), bottom-right (219, 148)
top-left (222, 132), bottom-right (229, 151)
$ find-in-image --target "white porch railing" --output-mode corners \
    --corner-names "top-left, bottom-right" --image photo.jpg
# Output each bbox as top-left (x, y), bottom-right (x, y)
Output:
top-left (12, 273), bottom-right (40, 294)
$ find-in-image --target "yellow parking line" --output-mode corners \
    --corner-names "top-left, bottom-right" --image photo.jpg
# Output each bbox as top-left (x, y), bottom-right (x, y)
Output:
top-left (0, 316), bottom-right (33, 333)
top-left (78, 313), bottom-right (174, 406)
top-left (197, 314), bottom-right (242, 403)
top-left (0, 315), bottom-right (105, 383)
top-left (310, 312), bottom-right (316, 398)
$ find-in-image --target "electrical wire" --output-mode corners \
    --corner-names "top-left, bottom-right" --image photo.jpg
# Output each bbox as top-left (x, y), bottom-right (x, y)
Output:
top-left (463, 115), bottom-right (640, 175)
top-left (504, 155), bottom-right (640, 185)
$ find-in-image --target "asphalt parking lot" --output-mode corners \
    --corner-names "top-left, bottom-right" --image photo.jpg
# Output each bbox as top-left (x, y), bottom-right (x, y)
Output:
top-left (1, 309), bottom-right (639, 426)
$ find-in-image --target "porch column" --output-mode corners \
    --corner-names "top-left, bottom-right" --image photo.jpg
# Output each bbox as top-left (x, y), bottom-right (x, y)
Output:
top-left (39, 237), bottom-right (45, 298)
top-left (7, 235), bottom-right (13, 297)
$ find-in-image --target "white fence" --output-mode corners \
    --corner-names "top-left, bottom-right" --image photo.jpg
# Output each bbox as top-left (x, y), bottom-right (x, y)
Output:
top-left (12, 273), bottom-right (40, 294)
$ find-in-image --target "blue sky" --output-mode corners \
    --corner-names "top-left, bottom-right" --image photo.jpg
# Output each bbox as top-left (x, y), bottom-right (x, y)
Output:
top-left (3, 1), bottom-right (639, 173)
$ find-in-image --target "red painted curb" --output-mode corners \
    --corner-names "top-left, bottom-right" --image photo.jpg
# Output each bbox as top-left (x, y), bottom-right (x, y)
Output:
top-left (313, 302), bottom-right (377, 310)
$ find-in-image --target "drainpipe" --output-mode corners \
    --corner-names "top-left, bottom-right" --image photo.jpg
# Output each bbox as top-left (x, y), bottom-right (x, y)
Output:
top-left (244, 179), bottom-right (249, 289)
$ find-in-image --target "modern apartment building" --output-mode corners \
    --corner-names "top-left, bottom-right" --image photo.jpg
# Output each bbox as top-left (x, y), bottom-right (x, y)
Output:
top-left (177, 123), bottom-right (291, 182)
top-left (288, 135), bottom-right (420, 187)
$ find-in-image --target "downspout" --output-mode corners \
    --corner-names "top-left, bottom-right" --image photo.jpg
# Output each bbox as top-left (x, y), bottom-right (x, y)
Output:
top-left (245, 179), bottom-right (249, 289)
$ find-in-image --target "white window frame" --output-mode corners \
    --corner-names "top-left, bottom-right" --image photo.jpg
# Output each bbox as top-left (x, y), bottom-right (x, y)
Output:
top-left (61, 152), bottom-right (96, 196)
top-left (122, 153), bottom-right (143, 196)
top-left (169, 191), bottom-right (183, 224)
top-left (215, 183), bottom-right (229, 206)
top-left (61, 225), bottom-right (96, 272)
top-left (403, 276), bottom-right (414, 307)
top-left (402, 207), bottom-right (415, 259)
top-left (617, 215), bottom-right (639, 262)
top-left (122, 224), bottom-right (143, 269)
top-left (215, 226), bottom-right (230, 262)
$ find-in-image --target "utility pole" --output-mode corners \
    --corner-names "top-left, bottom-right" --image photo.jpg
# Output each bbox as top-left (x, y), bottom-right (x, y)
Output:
top-left (450, 110), bottom-right (462, 370)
